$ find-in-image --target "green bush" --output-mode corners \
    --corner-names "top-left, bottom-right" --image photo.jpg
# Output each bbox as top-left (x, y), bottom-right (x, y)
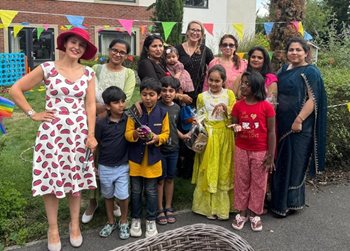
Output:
top-left (0, 181), bottom-right (27, 246)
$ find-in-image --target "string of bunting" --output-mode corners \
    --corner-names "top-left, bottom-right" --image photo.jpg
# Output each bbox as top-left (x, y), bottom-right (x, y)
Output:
top-left (0, 9), bottom-right (313, 42)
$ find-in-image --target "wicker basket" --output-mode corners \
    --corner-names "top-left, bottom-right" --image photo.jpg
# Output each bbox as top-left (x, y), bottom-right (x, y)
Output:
top-left (112, 223), bottom-right (254, 251)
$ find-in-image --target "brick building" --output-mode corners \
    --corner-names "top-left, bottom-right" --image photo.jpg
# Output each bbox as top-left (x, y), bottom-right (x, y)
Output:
top-left (0, 0), bottom-right (154, 69)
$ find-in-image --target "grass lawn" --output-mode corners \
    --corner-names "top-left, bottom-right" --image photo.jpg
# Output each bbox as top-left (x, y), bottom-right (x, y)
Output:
top-left (0, 85), bottom-right (194, 247)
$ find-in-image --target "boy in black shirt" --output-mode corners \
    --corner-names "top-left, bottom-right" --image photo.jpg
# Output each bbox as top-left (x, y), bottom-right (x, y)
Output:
top-left (96, 86), bottom-right (129, 239)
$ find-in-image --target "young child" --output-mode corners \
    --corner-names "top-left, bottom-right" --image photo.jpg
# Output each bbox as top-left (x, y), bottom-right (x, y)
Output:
top-left (125, 78), bottom-right (170, 238)
top-left (156, 76), bottom-right (191, 225)
top-left (192, 64), bottom-right (236, 220)
top-left (230, 71), bottom-right (276, 232)
top-left (165, 46), bottom-right (194, 94)
top-left (96, 86), bottom-right (130, 239)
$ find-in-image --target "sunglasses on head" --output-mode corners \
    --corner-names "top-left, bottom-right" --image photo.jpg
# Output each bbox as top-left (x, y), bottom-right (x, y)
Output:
top-left (221, 43), bottom-right (236, 48)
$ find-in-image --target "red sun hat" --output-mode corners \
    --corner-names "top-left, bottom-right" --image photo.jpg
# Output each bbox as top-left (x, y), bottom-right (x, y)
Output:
top-left (57, 27), bottom-right (97, 60)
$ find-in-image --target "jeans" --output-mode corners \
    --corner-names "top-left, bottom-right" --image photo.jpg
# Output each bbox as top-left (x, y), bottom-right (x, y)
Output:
top-left (131, 176), bottom-right (158, 220)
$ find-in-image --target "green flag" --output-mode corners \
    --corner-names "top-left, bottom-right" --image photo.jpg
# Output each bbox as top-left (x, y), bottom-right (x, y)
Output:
top-left (37, 27), bottom-right (44, 40)
top-left (161, 22), bottom-right (176, 41)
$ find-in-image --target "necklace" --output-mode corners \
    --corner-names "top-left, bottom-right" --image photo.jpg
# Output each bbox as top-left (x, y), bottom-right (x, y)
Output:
top-left (185, 41), bottom-right (197, 56)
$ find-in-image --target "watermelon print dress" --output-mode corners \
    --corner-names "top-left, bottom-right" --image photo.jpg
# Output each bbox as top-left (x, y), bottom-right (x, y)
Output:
top-left (32, 61), bottom-right (97, 198)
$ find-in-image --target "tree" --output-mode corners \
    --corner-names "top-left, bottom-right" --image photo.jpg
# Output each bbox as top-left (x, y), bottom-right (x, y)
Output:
top-left (303, 0), bottom-right (332, 38)
top-left (148, 0), bottom-right (184, 45)
top-left (269, 0), bottom-right (305, 70)
top-left (325, 0), bottom-right (350, 33)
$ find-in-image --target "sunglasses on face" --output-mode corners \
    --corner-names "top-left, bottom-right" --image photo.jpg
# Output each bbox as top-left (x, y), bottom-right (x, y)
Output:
top-left (109, 48), bottom-right (127, 56)
top-left (221, 43), bottom-right (236, 48)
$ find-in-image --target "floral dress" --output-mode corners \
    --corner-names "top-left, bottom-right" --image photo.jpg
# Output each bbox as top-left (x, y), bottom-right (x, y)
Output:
top-left (32, 61), bottom-right (97, 198)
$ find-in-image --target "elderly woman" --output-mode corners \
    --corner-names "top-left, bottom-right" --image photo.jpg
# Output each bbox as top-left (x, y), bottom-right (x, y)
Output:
top-left (270, 37), bottom-right (327, 217)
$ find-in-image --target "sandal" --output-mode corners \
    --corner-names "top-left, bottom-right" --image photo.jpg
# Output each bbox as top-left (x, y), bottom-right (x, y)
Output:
top-left (165, 208), bottom-right (177, 224)
top-left (156, 210), bottom-right (168, 225)
top-left (231, 214), bottom-right (248, 230)
top-left (250, 216), bottom-right (263, 232)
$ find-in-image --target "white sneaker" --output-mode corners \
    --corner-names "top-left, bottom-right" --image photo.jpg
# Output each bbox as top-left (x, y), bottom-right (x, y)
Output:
top-left (145, 220), bottom-right (158, 238)
top-left (130, 218), bottom-right (142, 237)
top-left (113, 205), bottom-right (121, 217)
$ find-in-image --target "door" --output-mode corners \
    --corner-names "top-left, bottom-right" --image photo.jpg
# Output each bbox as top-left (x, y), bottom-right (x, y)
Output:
top-left (8, 27), bottom-right (55, 70)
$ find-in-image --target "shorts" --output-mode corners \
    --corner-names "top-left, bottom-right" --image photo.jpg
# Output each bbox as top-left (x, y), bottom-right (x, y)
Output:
top-left (98, 163), bottom-right (129, 200)
top-left (160, 151), bottom-right (179, 180)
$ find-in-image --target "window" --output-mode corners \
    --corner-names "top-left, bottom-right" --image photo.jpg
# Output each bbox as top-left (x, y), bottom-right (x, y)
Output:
top-left (184, 0), bottom-right (208, 8)
top-left (98, 30), bottom-right (136, 55)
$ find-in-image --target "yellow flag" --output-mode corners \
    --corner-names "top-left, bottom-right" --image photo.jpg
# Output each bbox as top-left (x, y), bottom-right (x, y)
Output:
top-left (347, 102), bottom-right (350, 112)
top-left (298, 22), bottom-right (304, 36)
top-left (0, 23), bottom-right (4, 29)
top-left (236, 52), bottom-right (245, 59)
top-left (232, 23), bottom-right (244, 40)
top-left (13, 25), bottom-right (23, 38)
top-left (0, 10), bottom-right (18, 28)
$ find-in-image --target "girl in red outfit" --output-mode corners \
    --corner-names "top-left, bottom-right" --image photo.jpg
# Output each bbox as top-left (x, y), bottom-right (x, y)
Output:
top-left (229, 71), bottom-right (276, 232)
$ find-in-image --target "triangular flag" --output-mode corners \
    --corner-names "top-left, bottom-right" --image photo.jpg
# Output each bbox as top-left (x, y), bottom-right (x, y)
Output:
top-left (103, 25), bottom-right (110, 29)
top-left (264, 22), bottom-right (274, 35)
top-left (140, 25), bottom-right (147, 35)
top-left (118, 19), bottom-right (134, 36)
top-left (20, 22), bottom-right (29, 26)
top-left (203, 23), bottom-right (214, 35)
top-left (65, 25), bottom-right (72, 30)
top-left (347, 102), bottom-right (350, 112)
top-left (291, 21), bottom-right (299, 31)
top-left (60, 25), bottom-right (67, 31)
top-left (161, 22), bottom-right (176, 41)
top-left (148, 25), bottom-right (154, 32)
top-left (304, 31), bottom-right (313, 41)
top-left (0, 10), bottom-right (18, 28)
top-left (0, 24), bottom-right (3, 29)
top-left (232, 23), bottom-right (244, 40)
top-left (298, 21), bottom-right (304, 36)
top-left (268, 51), bottom-right (273, 60)
top-left (236, 52), bottom-right (245, 59)
top-left (37, 27), bottom-right (44, 40)
top-left (66, 15), bottom-right (85, 29)
top-left (44, 23), bottom-right (49, 31)
top-left (13, 25), bottom-right (23, 38)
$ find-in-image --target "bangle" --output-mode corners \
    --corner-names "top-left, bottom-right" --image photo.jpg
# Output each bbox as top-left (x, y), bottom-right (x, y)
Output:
top-left (297, 115), bottom-right (304, 122)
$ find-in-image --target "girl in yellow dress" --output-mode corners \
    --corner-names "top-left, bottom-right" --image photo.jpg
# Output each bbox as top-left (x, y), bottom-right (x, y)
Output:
top-left (192, 64), bottom-right (235, 220)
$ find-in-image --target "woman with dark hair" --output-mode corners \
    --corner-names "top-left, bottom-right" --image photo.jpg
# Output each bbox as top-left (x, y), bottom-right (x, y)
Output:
top-left (82, 38), bottom-right (136, 224)
top-left (234, 46), bottom-right (278, 106)
top-left (203, 34), bottom-right (247, 92)
top-left (270, 37), bottom-right (327, 217)
top-left (176, 20), bottom-right (214, 101)
top-left (138, 34), bottom-right (167, 81)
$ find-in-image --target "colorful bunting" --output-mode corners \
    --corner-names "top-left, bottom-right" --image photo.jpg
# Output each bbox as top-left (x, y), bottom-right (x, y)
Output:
top-left (161, 22), bottom-right (176, 41)
top-left (298, 21), bottom-right (304, 36)
top-left (140, 25), bottom-right (147, 35)
top-left (291, 21), bottom-right (299, 31)
top-left (268, 51), bottom-right (273, 60)
top-left (13, 25), bottom-right (23, 38)
top-left (347, 102), bottom-right (350, 112)
top-left (203, 23), bottom-right (214, 35)
top-left (0, 24), bottom-right (3, 29)
top-left (37, 27), bottom-right (44, 40)
top-left (148, 25), bottom-right (154, 32)
top-left (264, 22), bottom-right (274, 35)
top-left (66, 15), bottom-right (85, 29)
top-left (65, 25), bottom-right (72, 30)
top-left (304, 31), bottom-right (313, 41)
top-left (232, 23), bottom-right (244, 40)
top-left (0, 10), bottom-right (18, 28)
top-left (44, 23), bottom-right (49, 31)
top-left (236, 52), bottom-right (245, 59)
top-left (118, 19), bottom-right (134, 36)
top-left (59, 25), bottom-right (67, 31)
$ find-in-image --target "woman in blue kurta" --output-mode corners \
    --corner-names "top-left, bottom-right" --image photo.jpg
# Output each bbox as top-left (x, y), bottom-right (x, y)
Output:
top-left (270, 37), bottom-right (327, 217)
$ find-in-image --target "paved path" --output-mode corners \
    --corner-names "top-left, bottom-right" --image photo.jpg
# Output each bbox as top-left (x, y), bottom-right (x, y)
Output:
top-left (7, 183), bottom-right (350, 251)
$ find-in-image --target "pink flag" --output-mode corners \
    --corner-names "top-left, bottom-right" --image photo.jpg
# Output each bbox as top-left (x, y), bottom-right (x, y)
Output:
top-left (118, 19), bottom-right (134, 36)
top-left (203, 23), bottom-right (214, 35)
top-left (291, 21), bottom-right (299, 31)
top-left (44, 23), bottom-right (49, 31)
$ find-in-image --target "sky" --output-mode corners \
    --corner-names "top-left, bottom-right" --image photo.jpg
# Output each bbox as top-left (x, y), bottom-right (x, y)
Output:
top-left (256, 0), bottom-right (269, 17)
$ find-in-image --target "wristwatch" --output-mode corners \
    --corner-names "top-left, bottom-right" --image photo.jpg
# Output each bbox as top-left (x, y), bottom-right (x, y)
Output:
top-left (26, 109), bottom-right (36, 118)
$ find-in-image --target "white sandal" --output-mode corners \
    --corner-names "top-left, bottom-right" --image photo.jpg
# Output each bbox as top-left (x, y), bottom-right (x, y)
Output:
top-left (231, 214), bottom-right (248, 230)
top-left (250, 216), bottom-right (263, 232)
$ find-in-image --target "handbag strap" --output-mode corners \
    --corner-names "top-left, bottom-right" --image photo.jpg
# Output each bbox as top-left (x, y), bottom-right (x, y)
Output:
top-left (194, 45), bottom-right (207, 96)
